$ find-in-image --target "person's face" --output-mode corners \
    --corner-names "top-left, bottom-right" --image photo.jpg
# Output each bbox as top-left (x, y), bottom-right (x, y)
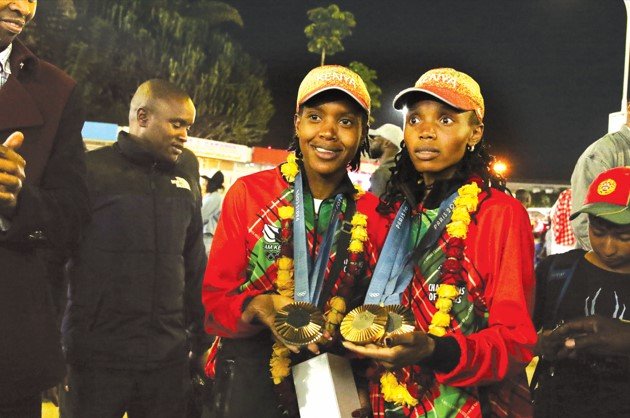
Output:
top-left (138, 97), bottom-right (195, 163)
top-left (0, 0), bottom-right (36, 49)
top-left (200, 177), bottom-right (208, 194)
top-left (403, 99), bottom-right (483, 185)
top-left (294, 98), bottom-right (364, 179)
top-left (588, 216), bottom-right (630, 272)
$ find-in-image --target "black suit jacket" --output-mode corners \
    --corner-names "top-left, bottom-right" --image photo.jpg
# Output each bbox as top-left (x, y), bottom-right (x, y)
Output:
top-left (0, 39), bottom-right (89, 402)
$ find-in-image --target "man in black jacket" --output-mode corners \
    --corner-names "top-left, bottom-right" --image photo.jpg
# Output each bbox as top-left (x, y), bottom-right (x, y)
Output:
top-left (63, 79), bottom-right (209, 418)
top-left (0, 1), bottom-right (89, 416)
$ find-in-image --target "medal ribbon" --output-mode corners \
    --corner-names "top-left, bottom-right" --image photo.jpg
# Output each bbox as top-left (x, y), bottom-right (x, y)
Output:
top-left (293, 172), bottom-right (344, 306)
top-left (365, 192), bottom-right (458, 305)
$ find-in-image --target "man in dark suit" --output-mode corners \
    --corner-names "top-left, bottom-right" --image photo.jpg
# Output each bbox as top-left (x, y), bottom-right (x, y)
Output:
top-left (0, 1), bottom-right (89, 417)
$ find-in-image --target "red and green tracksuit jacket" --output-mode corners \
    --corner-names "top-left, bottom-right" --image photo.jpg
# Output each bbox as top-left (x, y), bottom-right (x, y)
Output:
top-left (370, 186), bottom-right (537, 418)
top-left (202, 166), bottom-right (390, 368)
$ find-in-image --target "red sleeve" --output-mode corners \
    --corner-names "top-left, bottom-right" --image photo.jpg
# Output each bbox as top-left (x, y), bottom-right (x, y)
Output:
top-left (435, 194), bottom-right (537, 386)
top-left (202, 179), bottom-right (265, 338)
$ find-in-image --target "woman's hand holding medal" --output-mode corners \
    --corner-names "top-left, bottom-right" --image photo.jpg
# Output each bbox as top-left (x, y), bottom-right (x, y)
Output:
top-left (242, 294), bottom-right (330, 354)
top-left (342, 331), bottom-right (435, 370)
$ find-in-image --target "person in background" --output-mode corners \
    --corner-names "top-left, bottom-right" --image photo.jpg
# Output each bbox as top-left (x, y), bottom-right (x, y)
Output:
top-left (533, 166), bottom-right (630, 417)
top-left (515, 188), bottom-right (532, 208)
top-left (0, 0), bottom-right (90, 416)
top-left (368, 123), bottom-right (402, 198)
top-left (343, 67), bottom-right (536, 418)
top-left (201, 170), bottom-right (224, 253)
top-left (571, 102), bottom-right (630, 250)
top-left (517, 188), bottom-right (547, 264)
top-left (200, 175), bottom-right (210, 197)
top-left (545, 188), bottom-right (576, 255)
top-left (62, 79), bottom-right (210, 418)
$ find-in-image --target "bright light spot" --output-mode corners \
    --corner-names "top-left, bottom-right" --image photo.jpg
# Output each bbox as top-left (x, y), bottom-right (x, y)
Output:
top-left (493, 160), bottom-right (508, 176)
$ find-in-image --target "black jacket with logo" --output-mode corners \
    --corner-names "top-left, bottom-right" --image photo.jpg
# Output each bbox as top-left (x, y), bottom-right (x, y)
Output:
top-left (63, 132), bottom-right (208, 370)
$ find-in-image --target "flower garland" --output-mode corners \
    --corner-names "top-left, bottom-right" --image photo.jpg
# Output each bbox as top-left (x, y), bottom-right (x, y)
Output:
top-left (380, 182), bottom-right (482, 409)
top-left (270, 154), bottom-right (368, 386)
top-left (428, 182), bottom-right (481, 337)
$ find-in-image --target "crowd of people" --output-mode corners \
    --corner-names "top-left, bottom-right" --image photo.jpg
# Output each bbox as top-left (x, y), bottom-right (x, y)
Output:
top-left (0, 2), bottom-right (629, 418)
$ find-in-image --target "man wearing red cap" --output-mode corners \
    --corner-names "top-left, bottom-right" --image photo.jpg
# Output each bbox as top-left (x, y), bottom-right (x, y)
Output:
top-left (571, 104), bottom-right (630, 250)
top-left (533, 166), bottom-right (630, 417)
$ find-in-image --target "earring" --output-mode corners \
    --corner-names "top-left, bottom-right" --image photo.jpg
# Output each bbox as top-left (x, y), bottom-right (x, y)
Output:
top-left (467, 144), bottom-right (475, 152)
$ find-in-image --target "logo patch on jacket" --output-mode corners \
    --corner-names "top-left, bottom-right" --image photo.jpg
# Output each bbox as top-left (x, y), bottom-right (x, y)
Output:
top-left (171, 176), bottom-right (191, 190)
top-left (262, 224), bottom-right (280, 260)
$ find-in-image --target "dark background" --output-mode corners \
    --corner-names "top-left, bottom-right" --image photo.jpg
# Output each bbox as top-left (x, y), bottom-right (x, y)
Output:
top-left (225, 0), bottom-right (628, 182)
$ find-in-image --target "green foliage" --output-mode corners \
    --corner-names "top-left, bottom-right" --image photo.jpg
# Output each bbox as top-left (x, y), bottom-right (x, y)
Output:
top-left (26, 0), bottom-right (273, 145)
top-left (304, 4), bottom-right (356, 66)
top-left (348, 61), bottom-right (381, 122)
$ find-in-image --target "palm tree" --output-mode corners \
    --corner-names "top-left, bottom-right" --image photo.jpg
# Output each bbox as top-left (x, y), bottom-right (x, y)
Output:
top-left (304, 4), bottom-right (356, 66)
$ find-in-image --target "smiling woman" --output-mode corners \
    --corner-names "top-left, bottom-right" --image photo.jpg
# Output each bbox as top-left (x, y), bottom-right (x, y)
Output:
top-left (202, 65), bottom-right (390, 418)
top-left (294, 89), bottom-right (366, 198)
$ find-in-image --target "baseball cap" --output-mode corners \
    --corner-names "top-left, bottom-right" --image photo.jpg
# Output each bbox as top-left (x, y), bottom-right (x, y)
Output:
top-left (393, 67), bottom-right (485, 122)
top-left (368, 123), bottom-right (403, 150)
top-left (296, 65), bottom-right (370, 115)
top-left (570, 166), bottom-right (630, 225)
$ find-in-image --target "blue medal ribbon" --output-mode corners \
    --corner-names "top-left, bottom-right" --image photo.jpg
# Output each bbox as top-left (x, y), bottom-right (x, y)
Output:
top-left (364, 192), bottom-right (459, 305)
top-left (292, 171), bottom-right (344, 306)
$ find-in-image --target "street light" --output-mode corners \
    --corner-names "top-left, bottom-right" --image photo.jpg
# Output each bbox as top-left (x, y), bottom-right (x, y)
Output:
top-left (493, 160), bottom-right (508, 177)
top-left (608, 1), bottom-right (630, 133)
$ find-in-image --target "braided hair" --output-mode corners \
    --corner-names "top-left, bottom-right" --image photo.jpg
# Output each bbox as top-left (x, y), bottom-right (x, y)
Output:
top-left (288, 90), bottom-right (370, 172)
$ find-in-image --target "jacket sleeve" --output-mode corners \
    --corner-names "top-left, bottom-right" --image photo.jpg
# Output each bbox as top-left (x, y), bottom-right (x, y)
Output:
top-left (570, 136), bottom-right (615, 250)
top-left (184, 161), bottom-right (212, 355)
top-left (0, 86), bottom-right (90, 250)
top-left (434, 199), bottom-right (537, 387)
top-left (202, 180), bottom-right (266, 337)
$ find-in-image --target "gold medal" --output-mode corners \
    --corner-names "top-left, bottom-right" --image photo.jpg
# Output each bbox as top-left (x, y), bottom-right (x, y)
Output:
top-left (273, 302), bottom-right (325, 347)
top-left (383, 304), bottom-right (415, 338)
top-left (340, 304), bottom-right (388, 345)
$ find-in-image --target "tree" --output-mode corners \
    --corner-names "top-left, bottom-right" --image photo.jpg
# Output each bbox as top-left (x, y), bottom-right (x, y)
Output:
top-left (304, 4), bottom-right (356, 66)
top-left (348, 61), bottom-right (381, 123)
top-left (26, 0), bottom-right (274, 145)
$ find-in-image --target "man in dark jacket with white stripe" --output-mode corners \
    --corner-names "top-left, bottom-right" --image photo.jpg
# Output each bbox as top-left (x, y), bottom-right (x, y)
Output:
top-left (63, 79), bottom-right (209, 418)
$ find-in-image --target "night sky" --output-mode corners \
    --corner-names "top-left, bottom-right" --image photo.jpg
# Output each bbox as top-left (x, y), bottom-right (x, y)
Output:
top-left (225, 0), bottom-right (628, 182)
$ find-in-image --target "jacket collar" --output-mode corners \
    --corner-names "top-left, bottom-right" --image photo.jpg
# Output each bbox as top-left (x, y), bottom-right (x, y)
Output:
top-left (0, 39), bottom-right (43, 130)
top-left (115, 131), bottom-right (175, 170)
top-left (8, 39), bottom-right (38, 76)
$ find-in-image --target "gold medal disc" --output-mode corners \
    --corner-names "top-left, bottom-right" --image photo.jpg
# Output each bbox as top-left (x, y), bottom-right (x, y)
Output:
top-left (383, 304), bottom-right (415, 338)
top-left (273, 302), bottom-right (325, 347)
top-left (340, 304), bottom-right (388, 345)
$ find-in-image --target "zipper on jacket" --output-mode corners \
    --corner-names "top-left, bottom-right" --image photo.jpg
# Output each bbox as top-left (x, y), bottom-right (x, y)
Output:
top-left (310, 203), bottom-right (319, 264)
top-left (147, 162), bottom-right (159, 368)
